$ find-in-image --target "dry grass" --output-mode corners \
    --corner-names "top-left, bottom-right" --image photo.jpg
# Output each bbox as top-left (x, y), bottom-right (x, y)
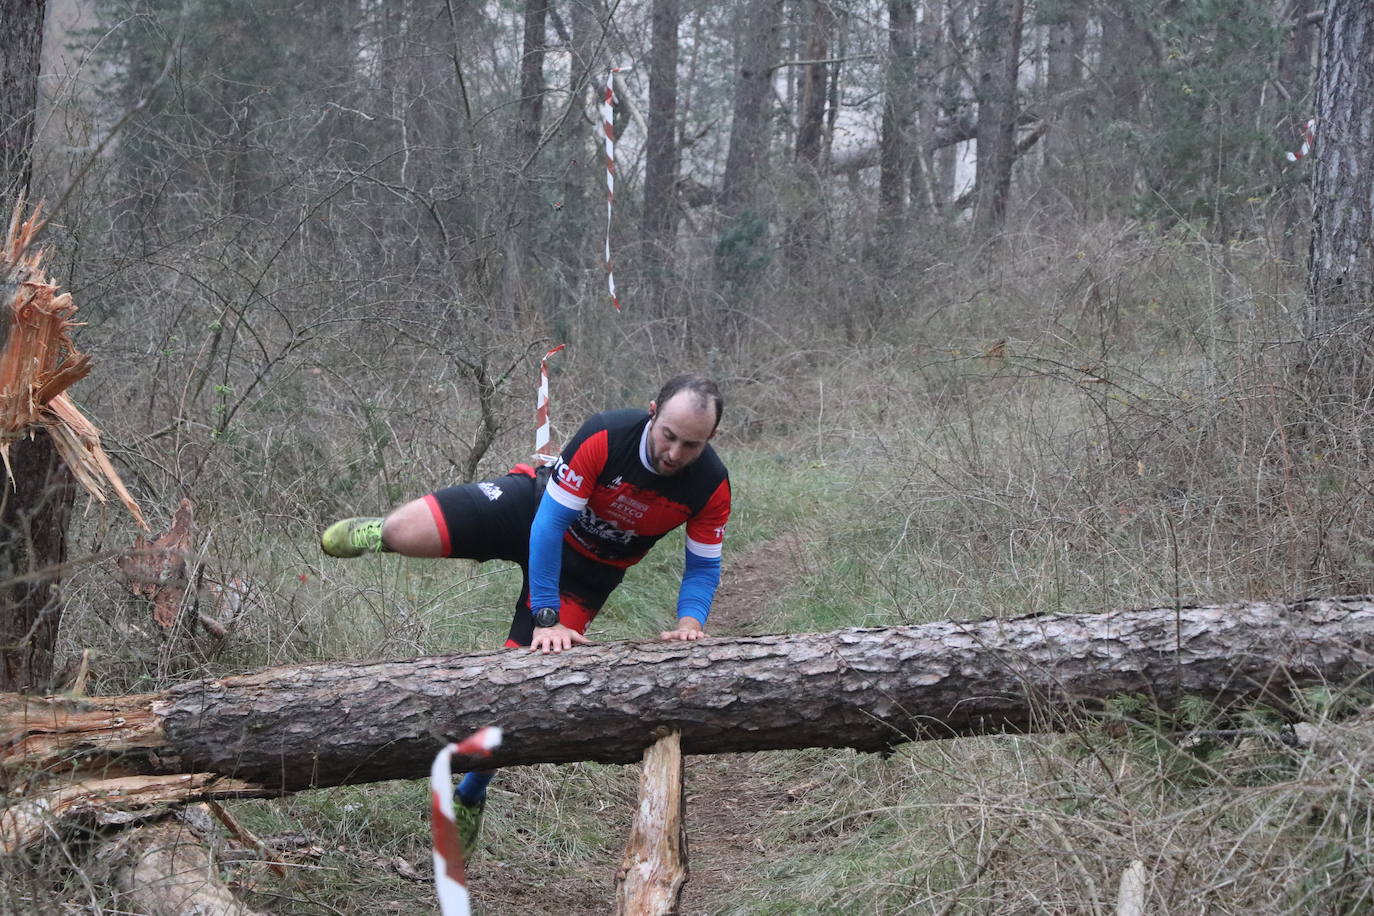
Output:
top-left (9, 200), bottom-right (1374, 914)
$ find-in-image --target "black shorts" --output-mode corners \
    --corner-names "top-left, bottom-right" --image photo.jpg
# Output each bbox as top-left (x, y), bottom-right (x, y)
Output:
top-left (422, 469), bottom-right (624, 646)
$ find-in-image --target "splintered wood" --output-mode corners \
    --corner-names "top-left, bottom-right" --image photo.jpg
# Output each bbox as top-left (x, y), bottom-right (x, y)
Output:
top-left (616, 729), bottom-right (689, 915)
top-left (0, 198), bottom-right (145, 528)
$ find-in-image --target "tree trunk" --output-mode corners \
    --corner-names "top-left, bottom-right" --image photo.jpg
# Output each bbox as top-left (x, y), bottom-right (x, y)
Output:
top-left (784, 0), bottom-right (835, 262)
top-left (1, 435), bottom-right (78, 692)
top-left (7, 597), bottom-right (1374, 794)
top-left (641, 0), bottom-right (681, 291)
top-left (973, 0), bottom-right (1024, 234)
top-left (1043, 0), bottom-right (1087, 172)
top-left (1304, 0), bottom-right (1374, 375)
top-left (719, 0), bottom-right (785, 214)
top-left (557, 0), bottom-right (599, 273)
top-left (879, 0), bottom-right (916, 236)
top-left (1276, 4), bottom-right (1318, 266)
top-left (518, 0), bottom-right (549, 159)
top-left (0, 0), bottom-right (45, 198)
top-left (1, 0), bottom-right (77, 696)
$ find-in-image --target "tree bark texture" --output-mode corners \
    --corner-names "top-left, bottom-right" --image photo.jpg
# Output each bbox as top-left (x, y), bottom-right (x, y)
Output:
top-left (783, 0), bottom-right (836, 263)
top-left (720, 0), bottom-right (785, 213)
top-left (641, 0), bottom-right (681, 260)
top-left (1304, 0), bottom-right (1374, 348)
top-left (0, 0), bottom-right (46, 197)
top-left (7, 597), bottom-right (1374, 795)
top-left (973, 0), bottom-right (1024, 233)
top-left (518, 0), bottom-right (549, 158)
top-left (1042, 0), bottom-right (1086, 171)
top-left (879, 0), bottom-right (916, 233)
top-left (0, 1), bottom-right (74, 698)
top-left (0, 432), bottom-right (77, 693)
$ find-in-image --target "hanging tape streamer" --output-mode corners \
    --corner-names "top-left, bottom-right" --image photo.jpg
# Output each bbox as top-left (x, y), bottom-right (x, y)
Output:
top-left (431, 727), bottom-right (503, 916)
top-left (1286, 118), bottom-right (1316, 162)
top-left (603, 66), bottom-right (632, 311)
top-left (535, 343), bottom-right (566, 464)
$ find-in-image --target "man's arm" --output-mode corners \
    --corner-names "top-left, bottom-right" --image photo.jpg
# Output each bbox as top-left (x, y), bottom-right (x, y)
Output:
top-left (527, 487), bottom-right (586, 652)
top-left (661, 548), bottom-right (721, 641)
top-left (663, 474), bottom-right (729, 641)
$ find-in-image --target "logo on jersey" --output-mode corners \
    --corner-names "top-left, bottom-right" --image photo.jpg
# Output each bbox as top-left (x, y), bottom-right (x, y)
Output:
top-left (609, 476), bottom-right (623, 488)
top-left (477, 482), bottom-right (502, 501)
top-left (578, 509), bottom-right (634, 545)
top-left (608, 491), bottom-right (650, 523)
top-left (554, 457), bottom-right (584, 491)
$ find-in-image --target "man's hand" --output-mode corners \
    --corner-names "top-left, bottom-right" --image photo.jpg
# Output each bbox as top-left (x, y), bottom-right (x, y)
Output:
top-left (530, 623), bottom-right (590, 654)
top-left (660, 617), bottom-right (707, 641)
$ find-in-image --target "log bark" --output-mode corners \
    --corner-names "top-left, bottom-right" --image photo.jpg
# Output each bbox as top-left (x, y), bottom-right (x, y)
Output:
top-left (616, 730), bottom-right (688, 915)
top-left (5, 597), bottom-right (1374, 795)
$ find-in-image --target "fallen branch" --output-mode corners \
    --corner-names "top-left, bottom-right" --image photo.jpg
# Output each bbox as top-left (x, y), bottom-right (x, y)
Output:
top-left (1, 772), bottom-right (265, 854)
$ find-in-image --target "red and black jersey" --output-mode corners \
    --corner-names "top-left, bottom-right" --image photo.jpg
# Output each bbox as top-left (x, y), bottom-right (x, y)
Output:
top-left (546, 408), bottom-right (730, 569)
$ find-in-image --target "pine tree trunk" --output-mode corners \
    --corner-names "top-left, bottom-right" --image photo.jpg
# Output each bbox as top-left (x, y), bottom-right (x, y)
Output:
top-left (784, 0), bottom-right (835, 262)
top-left (1, 0), bottom-right (76, 696)
top-left (641, 0), bottom-right (681, 289)
top-left (0, 0), bottom-right (45, 199)
top-left (720, 0), bottom-right (785, 214)
top-left (973, 0), bottom-right (1024, 234)
top-left (0, 435), bottom-right (77, 693)
top-left (1305, 0), bottom-right (1374, 368)
top-left (8, 597), bottom-right (1374, 793)
top-left (878, 0), bottom-right (916, 239)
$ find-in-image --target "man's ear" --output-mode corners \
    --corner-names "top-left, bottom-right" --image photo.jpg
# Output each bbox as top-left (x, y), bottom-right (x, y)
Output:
top-left (647, 400), bottom-right (658, 417)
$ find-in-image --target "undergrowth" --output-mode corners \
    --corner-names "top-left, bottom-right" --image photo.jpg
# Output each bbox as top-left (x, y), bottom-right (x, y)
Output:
top-left (10, 213), bottom-right (1374, 914)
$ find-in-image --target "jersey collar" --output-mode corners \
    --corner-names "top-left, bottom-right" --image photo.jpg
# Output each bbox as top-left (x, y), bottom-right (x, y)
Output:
top-left (638, 419), bottom-right (662, 475)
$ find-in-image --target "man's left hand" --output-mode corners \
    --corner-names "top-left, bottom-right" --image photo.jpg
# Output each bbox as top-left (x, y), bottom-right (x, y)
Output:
top-left (660, 618), bottom-right (707, 641)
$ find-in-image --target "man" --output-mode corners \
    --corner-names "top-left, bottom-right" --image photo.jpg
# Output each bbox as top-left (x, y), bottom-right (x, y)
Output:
top-left (320, 374), bottom-right (731, 845)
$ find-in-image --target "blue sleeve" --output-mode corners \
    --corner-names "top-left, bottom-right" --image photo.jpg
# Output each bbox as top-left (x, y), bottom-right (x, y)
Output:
top-left (528, 489), bottom-right (581, 613)
top-left (675, 548), bottom-right (722, 626)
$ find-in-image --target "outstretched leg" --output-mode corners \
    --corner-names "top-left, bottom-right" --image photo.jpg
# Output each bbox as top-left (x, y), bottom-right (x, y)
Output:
top-left (321, 497), bottom-right (454, 558)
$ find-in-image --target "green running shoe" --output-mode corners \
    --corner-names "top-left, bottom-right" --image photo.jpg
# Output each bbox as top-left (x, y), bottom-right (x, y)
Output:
top-left (453, 796), bottom-right (485, 857)
top-left (320, 517), bottom-right (387, 558)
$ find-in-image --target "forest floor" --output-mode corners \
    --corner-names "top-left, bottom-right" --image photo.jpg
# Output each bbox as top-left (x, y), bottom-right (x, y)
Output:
top-left (469, 533), bottom-right (816, 915)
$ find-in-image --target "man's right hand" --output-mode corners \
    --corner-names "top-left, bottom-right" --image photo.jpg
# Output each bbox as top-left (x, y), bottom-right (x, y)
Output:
top-left (529, 623), bottom-right (590, 654)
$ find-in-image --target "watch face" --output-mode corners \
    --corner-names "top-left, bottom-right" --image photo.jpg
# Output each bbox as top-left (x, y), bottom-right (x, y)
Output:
top-left (533, 607), bottom-right (559, 628)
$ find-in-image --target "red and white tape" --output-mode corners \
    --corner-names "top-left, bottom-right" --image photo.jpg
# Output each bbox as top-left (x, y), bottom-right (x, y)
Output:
top-left (1286, 118), bottom-right (1316, 162)
top-left (430, 727), bottom-right (503, 916)
top-left (535, 343), bottom-right (566, 464)
top-left (603, 66), bottom-right (632, 311)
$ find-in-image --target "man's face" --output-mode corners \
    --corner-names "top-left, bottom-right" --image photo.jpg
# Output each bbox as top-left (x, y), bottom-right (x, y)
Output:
top-left (646, 392), bottom-right (717, 476)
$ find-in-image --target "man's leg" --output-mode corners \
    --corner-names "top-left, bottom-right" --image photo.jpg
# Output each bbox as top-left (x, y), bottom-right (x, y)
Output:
top-left (322, 490), bottom-right (495, 559)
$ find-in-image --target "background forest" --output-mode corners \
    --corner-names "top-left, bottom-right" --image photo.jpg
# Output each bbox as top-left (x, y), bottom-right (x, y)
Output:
top-left (4, 0), bottom-right (1374, 912)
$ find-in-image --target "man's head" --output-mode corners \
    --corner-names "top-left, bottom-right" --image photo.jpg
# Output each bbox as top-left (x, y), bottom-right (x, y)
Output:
top-left (645, 375), bottom-right (723, 476)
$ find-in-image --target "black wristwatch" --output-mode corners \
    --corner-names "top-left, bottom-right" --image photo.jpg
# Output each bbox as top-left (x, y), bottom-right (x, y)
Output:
top-left (532, 606), bottom-right (560, 628)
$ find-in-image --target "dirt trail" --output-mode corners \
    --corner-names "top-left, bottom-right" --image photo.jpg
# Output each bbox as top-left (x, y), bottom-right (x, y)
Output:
top-left (469, 533), bottom-right (813, 915)
top-left (675, 532), bottom-right (811, 914)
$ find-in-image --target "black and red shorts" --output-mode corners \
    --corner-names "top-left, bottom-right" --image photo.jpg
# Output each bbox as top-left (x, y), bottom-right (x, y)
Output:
top-left (422, 468), bottom-right (623, 647)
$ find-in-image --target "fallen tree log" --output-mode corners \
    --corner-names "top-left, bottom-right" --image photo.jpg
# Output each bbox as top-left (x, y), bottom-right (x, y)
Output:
top-left (5, 597), bottom-right (1374, 794)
